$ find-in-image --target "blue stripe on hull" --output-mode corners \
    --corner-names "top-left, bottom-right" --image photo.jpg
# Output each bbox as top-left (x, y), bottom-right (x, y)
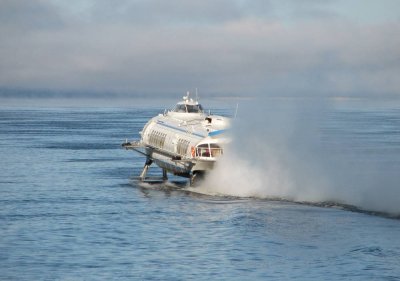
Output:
top-left (156, 121), bottom-right (206, 138)
top-left (208, 129), bottom-right (226, 137)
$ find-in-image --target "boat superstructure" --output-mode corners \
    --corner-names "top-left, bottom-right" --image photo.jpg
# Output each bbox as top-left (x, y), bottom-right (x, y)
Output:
top-left (122, 93), bottom-right (230, 185)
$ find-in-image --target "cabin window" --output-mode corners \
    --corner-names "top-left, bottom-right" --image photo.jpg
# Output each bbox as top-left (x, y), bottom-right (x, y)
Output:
top-left (196, 144), bottom-right (210, 157)
top-left (210, 143), bottom-right (223, 157)
top-left (149, 130), bottom-right (167, 148)
top-left (177, 139), bottom-right (190, 156)
top-left (196, 143), bottom-right (223, 158)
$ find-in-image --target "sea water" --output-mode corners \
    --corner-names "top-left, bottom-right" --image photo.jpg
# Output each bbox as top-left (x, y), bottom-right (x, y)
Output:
top-left (1, 99), bottom-right (400, 280)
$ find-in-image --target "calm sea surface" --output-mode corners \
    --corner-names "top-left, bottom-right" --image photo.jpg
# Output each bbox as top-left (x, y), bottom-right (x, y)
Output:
top-left (1, 100), bottom-right (400, 280)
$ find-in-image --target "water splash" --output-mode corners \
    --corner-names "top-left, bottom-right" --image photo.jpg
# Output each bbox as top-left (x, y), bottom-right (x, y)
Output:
top-left (201, 97), bottom-right (400, 216)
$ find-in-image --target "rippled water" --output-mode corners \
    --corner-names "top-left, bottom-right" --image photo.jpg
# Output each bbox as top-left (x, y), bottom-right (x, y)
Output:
top-left (1, 102), bottom-right (400, 280)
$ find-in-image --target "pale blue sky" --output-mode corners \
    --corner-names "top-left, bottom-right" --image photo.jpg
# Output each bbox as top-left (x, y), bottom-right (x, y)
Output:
top-left (0, 0), bottom-right (399, 98)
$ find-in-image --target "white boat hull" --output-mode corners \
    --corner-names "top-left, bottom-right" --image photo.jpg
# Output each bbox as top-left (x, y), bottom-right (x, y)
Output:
top-left (123, 94), bottom-right (230, 185)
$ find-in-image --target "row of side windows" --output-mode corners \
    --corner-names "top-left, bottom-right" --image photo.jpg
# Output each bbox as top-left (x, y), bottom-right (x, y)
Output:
top-left (149, 130), bottom-right (167, 148)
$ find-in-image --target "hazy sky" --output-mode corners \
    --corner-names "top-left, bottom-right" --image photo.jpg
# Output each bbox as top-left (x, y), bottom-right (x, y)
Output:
top-left (1, 0), bottom-right (399, 97)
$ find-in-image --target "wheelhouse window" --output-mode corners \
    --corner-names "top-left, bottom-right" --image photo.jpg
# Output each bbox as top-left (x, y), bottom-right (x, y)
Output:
top-left (174, 104), bottom-right (203, 113)
top-left (187, 104), bottom-right (203, 113)
top-left (174, 104), bottom-right (187, 112)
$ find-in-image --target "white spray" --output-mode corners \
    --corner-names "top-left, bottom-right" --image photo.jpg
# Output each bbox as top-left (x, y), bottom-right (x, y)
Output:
top-left (201, 97), bottom-right (400, 215)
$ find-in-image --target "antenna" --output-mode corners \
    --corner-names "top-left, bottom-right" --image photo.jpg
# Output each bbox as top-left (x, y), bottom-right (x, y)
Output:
top-left (234, 103), bottom-right (239, 118)
top-left (195, 88), bottom-right (198, 102)
top-left (183, 91), bottom-right (189, 101)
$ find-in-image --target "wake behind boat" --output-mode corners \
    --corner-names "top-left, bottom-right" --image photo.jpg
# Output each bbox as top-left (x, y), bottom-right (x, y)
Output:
top-left (122, 92), bottom-right (231, 186)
